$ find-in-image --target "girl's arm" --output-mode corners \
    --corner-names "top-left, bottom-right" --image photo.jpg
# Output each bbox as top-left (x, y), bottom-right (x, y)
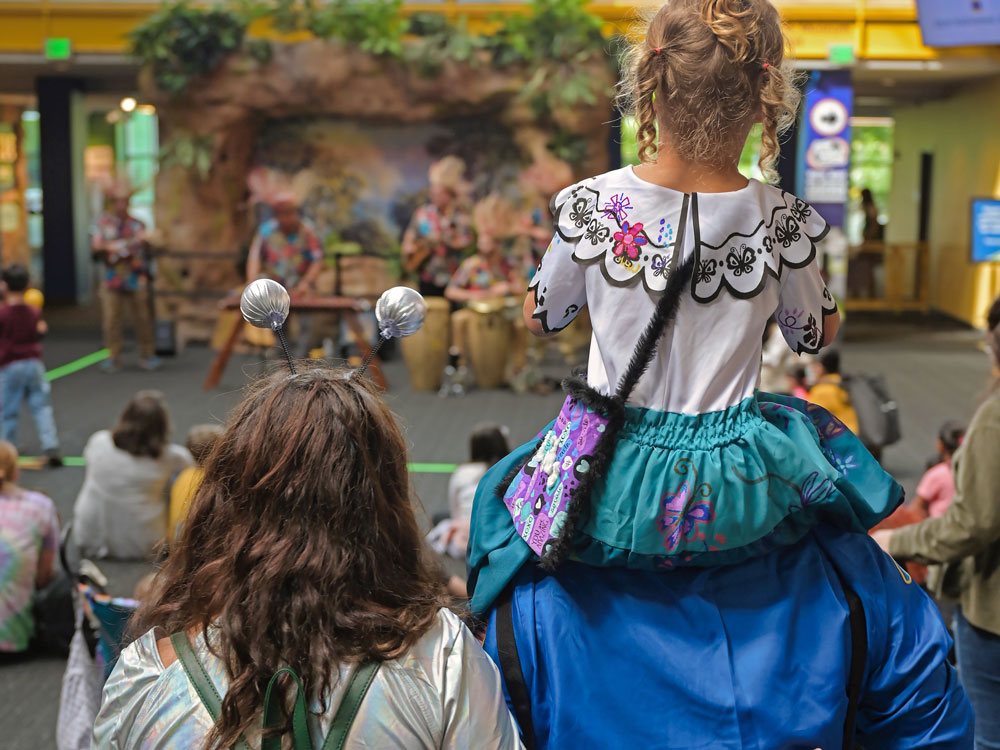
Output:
top-left (822, 308), bottom-right (840, 347)
top-left (523, 293), bottom-right (553, 337)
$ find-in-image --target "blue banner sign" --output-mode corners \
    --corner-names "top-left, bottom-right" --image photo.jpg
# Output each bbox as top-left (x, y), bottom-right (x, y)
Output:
top-left (972, 198), bottom-right (1000, 263)
top-left (916, 0), bottom-right (1000, 47)
top-left (797, 70), bottom-right (852, 228)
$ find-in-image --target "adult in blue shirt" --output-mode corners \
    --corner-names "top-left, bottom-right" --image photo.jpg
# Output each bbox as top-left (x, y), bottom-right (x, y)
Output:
top-left (469, 454), bottom-right (973, 749)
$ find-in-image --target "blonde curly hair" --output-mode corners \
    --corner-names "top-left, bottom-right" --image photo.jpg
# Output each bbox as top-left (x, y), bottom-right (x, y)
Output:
top-left (620, 0), bottom-right (800, 182)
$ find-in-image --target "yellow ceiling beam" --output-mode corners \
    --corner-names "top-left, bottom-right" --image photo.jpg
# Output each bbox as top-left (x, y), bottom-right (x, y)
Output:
top-left (0, 0), bottom-right (992, 63)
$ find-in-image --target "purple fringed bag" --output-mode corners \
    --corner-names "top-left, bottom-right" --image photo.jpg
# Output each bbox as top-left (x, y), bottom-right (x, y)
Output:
top-left (499, 254), bottom-right (695, 566)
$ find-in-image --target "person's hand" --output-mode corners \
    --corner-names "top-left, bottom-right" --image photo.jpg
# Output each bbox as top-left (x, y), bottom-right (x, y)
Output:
top-left (872, 529), bottom-right (894, 554)
top-left (291, 283), bottom-right (312, 299)
top-left (491, 281), bottom-right (512, 297)
top-left (37, 320), bottom-right (48, 336)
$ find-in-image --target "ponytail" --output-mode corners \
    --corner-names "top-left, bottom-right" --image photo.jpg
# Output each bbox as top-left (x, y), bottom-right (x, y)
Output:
top-left (634, 51), bottom-right (664, 163)
top-left (0, 441), bottom-right (18, 488)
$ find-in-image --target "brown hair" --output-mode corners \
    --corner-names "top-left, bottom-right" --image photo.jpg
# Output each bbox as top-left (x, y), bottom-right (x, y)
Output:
top-left (132, 368), bottom-right (446, 749)
top-left (111, 390), bottom-right (170, 459)
top-left (185, 423), bottom-right (224, 465)
top-left (621, 0), bottom-right (799, 180)
top-left (0, 441), bottom-right (18, 487)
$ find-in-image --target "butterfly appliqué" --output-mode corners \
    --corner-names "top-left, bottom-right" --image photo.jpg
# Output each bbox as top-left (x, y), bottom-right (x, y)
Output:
top-left (658, 480), bottom-right (716, 552)
top-left (725, 244), bottom-right (756, 276)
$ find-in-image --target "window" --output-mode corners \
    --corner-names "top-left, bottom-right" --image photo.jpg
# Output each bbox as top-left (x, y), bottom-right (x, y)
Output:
top-left (115, 109), bottom-right (158, 228)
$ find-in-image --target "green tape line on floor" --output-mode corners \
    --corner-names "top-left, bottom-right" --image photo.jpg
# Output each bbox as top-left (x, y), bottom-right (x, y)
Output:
top-left (19, 456), bottom-right (456, 473)
top-left (45, 349), bottom-right (110, 381)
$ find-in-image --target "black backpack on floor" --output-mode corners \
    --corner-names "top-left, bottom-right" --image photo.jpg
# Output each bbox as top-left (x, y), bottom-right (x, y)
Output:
top-left (842, 373), bottom-right (901, 449)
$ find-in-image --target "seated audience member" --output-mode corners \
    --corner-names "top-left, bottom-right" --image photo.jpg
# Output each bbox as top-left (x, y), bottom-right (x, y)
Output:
top-left (72, 391), bottom-right (192, 559)
top-left (93, 369), bottom-right (520, 749)
top-left (428, 423), bottom-right (510, 559)
top-left (168, 423), bottom-right (224, 543)
top-left (915, 420), bottom-right (964, 519)
top-left (807, 350), bottom-right (860, 434)
top-left (785, 365), bottom-right (810, 400)
top-left (0, 441), bottom-right (59, 655)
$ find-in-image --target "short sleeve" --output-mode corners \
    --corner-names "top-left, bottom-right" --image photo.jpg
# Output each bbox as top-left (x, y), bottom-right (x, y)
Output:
top-left (774, 259), bottom-right (837, 355)
top-left (915, 464), bottom-right (946, 504)
top-left (527, 229), bottom-right (587, 334)
top-left (305, 229), bottom-right (322, 263)
top-left (92, 632), bottom-right (163, 749)
top-left (448, 257), bottom-right (475, 291)
top-left (39, 496), bottom-right (59, 554)
top-left (439, 612), bottom-right (522, 749)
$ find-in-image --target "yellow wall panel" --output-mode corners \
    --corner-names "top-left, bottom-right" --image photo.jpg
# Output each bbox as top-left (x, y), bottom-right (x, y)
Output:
top-left (865, 22), bottom-right (935, 60)
top-left (888, 75), bottom-right (1000, 328)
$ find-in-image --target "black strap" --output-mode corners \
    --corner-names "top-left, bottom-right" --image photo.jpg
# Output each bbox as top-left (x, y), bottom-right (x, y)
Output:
top-left (495, 588), bottom-right (536, 750)
top-left (833, 570), bottom-right (868, 750)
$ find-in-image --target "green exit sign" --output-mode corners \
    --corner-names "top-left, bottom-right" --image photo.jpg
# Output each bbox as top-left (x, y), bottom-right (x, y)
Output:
top-left (44, 38), bottom-right (72, 60)
top-left (828, 44), bottom-right (855, 65)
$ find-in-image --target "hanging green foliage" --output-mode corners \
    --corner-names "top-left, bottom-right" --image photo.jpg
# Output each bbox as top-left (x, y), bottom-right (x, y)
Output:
top-left (159, 133), bottom-right (214, 180)
top-left (131, 0), bottom-right (611, 95)
top-left (129, 2), bottom-right (248, 95)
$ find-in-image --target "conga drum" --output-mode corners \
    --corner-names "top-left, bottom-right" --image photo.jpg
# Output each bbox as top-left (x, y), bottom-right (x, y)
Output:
top-left (467, 298), bottom-right (515, 389)
top-left (401, 296), bottom-right (450, 391)
top-left (244, 325), bottom-right (276, 349)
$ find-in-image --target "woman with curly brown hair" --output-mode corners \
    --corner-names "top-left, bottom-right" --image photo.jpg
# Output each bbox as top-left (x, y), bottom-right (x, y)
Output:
top-left (466, 1), bottom-right (972, 747)
top-left (92, 369), bottom-right (520, 749)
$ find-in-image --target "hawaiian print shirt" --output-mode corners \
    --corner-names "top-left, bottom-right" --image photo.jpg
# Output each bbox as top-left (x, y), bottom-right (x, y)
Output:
top-left (407, 203), bottom-right (473, 290)
top-left (252, 219), bottom-right (323, 289)
top-left (450, 253), bottom-right (517, 293)
top-left (92, 213), bottom-right (148, 292)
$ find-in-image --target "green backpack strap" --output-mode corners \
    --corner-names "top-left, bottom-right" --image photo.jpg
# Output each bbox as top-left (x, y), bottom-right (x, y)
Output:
top-left (262, 667), bottom-right (312, 750)
top-left (172, 630), bottom-right (379, 750)
top-left (321, 661), bottom-right (382, 750)
top-left (169, 632), bottom-right (253, 750)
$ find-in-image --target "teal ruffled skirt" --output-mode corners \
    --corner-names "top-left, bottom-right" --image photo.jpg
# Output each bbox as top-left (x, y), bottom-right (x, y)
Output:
top-left (467, 392), bottom-right (903, 615)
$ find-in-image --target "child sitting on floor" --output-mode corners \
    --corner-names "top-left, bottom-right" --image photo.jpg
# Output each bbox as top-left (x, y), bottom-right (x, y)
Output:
top-left (168, 423), bottom-right (224, 542)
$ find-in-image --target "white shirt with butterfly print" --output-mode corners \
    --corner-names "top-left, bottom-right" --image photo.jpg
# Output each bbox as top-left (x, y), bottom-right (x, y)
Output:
top-left (529, 166), bottom-right (835, 414)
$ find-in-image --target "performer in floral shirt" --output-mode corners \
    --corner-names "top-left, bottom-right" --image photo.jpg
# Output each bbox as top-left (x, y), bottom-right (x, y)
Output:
top-left (245, 195), bottom-right (323, 294)
top-left (402, 156), bottom-right (474, 297)
top-left (246, 192), bottom-right (323, 357)
top-left (90, 181), bottom-right (158, 372)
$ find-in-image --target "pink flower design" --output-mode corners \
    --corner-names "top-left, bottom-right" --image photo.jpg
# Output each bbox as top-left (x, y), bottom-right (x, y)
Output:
top-left (612, 222), bottom-right (647, 261)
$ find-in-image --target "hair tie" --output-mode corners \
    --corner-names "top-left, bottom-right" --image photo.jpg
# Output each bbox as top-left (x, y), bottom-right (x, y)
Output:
top-left (761, 62), bottom-right (771, 71)
top-left (653, 47), bottom-right (662, 56)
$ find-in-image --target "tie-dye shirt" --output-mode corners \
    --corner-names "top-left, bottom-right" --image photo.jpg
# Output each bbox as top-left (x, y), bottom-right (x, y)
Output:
top-left (0, 488), bottom-right (59, 652)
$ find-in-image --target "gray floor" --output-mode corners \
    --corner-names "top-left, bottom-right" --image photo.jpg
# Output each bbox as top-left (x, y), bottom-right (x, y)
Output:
top-left (0, 310), bottom-right (989, 748)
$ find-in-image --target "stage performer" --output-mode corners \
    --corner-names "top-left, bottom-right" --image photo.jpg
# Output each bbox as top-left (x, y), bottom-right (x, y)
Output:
top-left (90, 179), bottom-right (159, 373)
top-left (467, 1), bottom-right (972, 747)
top-left (443, 195), bottom-right (522, 387)
top-left (402, 156), bottom-right (474, 298)
top-left (245, 180), bottom-right (323, 357)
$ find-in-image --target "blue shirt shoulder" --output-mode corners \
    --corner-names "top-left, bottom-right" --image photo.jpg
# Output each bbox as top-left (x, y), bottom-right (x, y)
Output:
top-left (484, 526), bottom-right (972, 750)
